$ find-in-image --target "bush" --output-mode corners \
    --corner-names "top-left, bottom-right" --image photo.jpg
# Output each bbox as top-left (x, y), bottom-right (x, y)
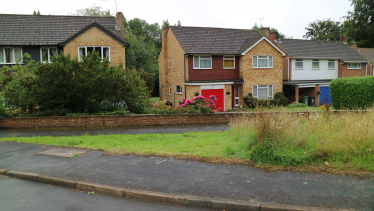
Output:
top-left (330, 76), bottom-right (374, 109)
top-left (243, 92), bottom-right (288, 108)
top-left (287, 103), bottom-right (307, 108)
top-left (0, 52), bottom-right (149, 115)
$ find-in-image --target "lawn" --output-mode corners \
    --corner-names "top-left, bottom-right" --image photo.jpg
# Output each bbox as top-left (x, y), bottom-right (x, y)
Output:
top-left (149, 97), bottom-right (160, 102)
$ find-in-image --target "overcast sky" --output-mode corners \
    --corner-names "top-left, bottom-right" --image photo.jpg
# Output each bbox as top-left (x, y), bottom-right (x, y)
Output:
top-left (1, 0), bottom-right (353, 39)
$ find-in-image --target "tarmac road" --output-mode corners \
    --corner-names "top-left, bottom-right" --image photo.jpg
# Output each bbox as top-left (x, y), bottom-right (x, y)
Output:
top-left (0, 175), bottom-right (211, 211)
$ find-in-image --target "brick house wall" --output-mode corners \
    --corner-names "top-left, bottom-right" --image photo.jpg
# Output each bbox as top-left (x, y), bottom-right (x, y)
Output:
top-left (63, 26), bottom-right (126, 67)
top-left (240, 40), bottom-right (283, 100)
top-left (158, 28), bottom-right (187, 106)
top-left (338, 60), bottom-right (368, 78)
top-left (188, 56), bottom-right (240, 81)
top-left (282, 55), bottom-right (292, 81)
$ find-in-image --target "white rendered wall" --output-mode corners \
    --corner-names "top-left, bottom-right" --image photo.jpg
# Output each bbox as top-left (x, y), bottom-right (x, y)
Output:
top-left (292, 59), bottom-right (338, 80)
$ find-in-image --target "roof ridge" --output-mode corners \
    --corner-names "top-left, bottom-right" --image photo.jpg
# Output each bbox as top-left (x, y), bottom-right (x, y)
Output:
top-left (170, 25), bottom-right (257, 31)
top-left (0, 14), bottom-right (115, 18)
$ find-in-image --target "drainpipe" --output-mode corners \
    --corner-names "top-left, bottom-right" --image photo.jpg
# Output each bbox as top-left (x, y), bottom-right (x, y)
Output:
top-left (288, 57), bottom-right (290, 81)
top-left (184, 54), bottom-right (187, 99)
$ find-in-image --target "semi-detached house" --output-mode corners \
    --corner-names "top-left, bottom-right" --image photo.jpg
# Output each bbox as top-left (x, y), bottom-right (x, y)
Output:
top-left (158, 26), bottom-right (285, 111)
top-left (273, 35), bottom-right (369, 105)
top-left (0, 13), bottom-right (129, 68)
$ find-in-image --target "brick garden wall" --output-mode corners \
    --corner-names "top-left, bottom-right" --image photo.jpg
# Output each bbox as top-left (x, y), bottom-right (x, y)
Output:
top-left (0, 114), bottom-right (234, 129)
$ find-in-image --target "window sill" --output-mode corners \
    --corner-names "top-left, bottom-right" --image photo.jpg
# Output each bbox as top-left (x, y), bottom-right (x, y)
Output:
top-left (312, 69), bottom-right (320, 70)
top-left (223, 68), bottom-right (235, 69)
top-left (193, 68), bottom-right (212, 70)
top-left (0, 63), bottom-right (22, 65)
top-left (253, 67), bottom-right (273, 69)
top-left (295, 69), bottom-right (303, 70)
top-left (176, 93), bottom-right (183, 95)
top-left (348, 68), bottom-right (361, 70)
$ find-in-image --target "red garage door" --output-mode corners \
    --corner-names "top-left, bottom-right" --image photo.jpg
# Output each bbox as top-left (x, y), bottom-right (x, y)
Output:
top-left (201, 89), bottom-right (224, 111)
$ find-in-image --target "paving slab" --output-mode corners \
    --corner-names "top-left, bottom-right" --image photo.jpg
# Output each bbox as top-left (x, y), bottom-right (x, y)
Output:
top-left (37, 147), bottom-right (86, 158)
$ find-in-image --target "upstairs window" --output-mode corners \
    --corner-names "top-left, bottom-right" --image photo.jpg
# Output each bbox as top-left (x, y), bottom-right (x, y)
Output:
top-left (223, 56), bottom-right (235, 69)
top-left (78, 46), bottom-right (110, 61)
top-left (328, 60), bottom-right (335, 69)
top-left (253, 56), bottom-right (273, 68)
top-left (0, 47), bottom-right (22, 64)
top-left (348, 63), bottom-right (361, 69)
top-left (41, 47), bottom-right (57, 63)
top-left (193, 56), bottom-right (212, 69)
top-left (312, 60), bottom-right (319, 69)
top-left (176, 85), bottom-right (183, 94)
top-left (253, 85), bottom-right (273, 100)
top-left (295, 59), bottom-right (303, 69)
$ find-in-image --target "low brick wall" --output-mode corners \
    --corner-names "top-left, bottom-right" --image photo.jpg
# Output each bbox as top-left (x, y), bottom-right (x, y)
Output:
top-left (0, 110), bottom-right (362, 129)
top-left (0, 113), bottom-right (235, 129)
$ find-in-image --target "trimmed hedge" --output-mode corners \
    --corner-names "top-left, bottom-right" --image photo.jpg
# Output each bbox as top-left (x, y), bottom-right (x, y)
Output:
top-left (330, 76), bottom-right (374, 109)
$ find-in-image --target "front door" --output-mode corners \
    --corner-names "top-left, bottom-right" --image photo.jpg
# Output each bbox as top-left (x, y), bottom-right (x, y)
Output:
top-left (232, 85), bottom-right (239, 108)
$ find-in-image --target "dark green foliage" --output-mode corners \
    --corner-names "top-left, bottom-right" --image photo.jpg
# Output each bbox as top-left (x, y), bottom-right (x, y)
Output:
top-left (252, 23), bottom-right (287, 38)
top-left (0, 53), bottom-right (149, 116)
top-left (243, 92), bottom-right (288, 108)
top-left (344, 0), bottom-right (374, 47)
top-left (330, 76), bottom-right (374, 109)
top-left (287, 103), bottom-right (307, 108)
top-left (303, 19), bottom-right (342, 40)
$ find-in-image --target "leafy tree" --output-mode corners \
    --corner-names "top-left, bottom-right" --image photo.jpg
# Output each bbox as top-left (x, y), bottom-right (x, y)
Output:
top-left (68, 5), bottom-right (111, 16)
top-left (33, 10), bottom-right (41, 15)
top-left (344, 0), bottom-right (374, 47)
top-left (303, 19), bottom-right (342, 40)
top-left (252, 23), bottom-right (286, 38)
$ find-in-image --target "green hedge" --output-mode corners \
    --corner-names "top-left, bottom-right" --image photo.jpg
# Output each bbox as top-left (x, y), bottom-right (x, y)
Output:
top-left (330, 76), bottom-right (374, 109)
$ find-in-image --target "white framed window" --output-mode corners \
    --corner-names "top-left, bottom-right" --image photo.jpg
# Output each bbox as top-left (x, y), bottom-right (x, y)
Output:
top-left (0, 47), bottom-right (22, 64)
top-left (328, 60), bottom-right (335, 69)
top-left (312, 60), bottom-right (319, 69)
top-left (169, 85), bottom-right (171, 95)
top-left (348, 63), bottom-right (361, 69)
top-left (40, 47), bottom-right (57, 63)
top-left (193, 56), bottom-right (212, 69)
top-left (253, 56), bottom-right (273, 68)
top-left (253, 85), bottom-right (273, 100)
top-left (168, 58), bottom-right (171, 69)
top-left (295, 59), bottom-right (303, 69)
top-left (223, 56), bottom-right (235, 69)
top-left (78, 46), bottom-right (110, 61)
top-left (176, 85), bottom-right (183, 94)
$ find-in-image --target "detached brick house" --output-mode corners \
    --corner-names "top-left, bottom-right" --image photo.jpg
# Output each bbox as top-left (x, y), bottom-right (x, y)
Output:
top-left (0, 13), bottom-right (129, 67)
top-left (158, 26), bottom-right (285, 111)
top-left (272, 35), bottom-right (369, 105)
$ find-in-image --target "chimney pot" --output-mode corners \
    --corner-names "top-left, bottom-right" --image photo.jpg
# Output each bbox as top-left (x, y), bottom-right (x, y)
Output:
top-left (262, 27), bottom-right (270, 39)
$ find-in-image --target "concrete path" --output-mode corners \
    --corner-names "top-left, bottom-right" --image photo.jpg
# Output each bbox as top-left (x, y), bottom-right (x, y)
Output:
top-left (0, 141), bottom-right (373, 210)
top-left (0, 124), bottom-right (229, 138)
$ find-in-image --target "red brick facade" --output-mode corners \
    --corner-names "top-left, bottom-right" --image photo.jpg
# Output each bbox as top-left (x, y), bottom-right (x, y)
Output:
top-left (188, 55), bottom-right (240, 81)
top-left (338, 60), bottom-right (368, 78)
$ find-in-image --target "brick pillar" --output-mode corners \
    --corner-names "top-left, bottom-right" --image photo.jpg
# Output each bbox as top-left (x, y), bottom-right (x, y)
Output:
top-left (295, 85), bottom-right (299, 103)
top-left (116, 12), bottom-right (124, 37)
top-left (341, 35), bottom-right (347, 44)
top-left (350, 42), bottom-right (357, 50)
top-left (315, 84), bottom-right (320, 106)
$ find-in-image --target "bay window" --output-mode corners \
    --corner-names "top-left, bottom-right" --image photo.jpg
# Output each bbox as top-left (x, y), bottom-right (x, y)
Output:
top-left (193, 56), bottom-right (212, 69)
top-left (78, 46), bottom-right (110, 61)
top-left (253, 85), bottom-right (273, 100)
top-left (0, 47), bottom-right (22, 64)
top-left (253, 56), bottom-right (273, 68)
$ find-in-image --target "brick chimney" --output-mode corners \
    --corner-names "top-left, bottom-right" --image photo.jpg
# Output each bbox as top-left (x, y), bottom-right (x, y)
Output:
top-left (116, 12), bottom-right (124, 37)
top-left (269, 32), bottom-right (276, 43)
top-left (350, 41), bottom-right (357, 50)
top-left (262, 27), bottom-right (270, 39)
top-left (341, 35), bottom-right (347, 44)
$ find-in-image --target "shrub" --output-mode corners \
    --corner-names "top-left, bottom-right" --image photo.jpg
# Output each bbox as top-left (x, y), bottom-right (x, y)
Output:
top-left (177, 95), bottom-right (220, 113)
top-left (330, 76), bottom-right (374, 109)
top-left (0, 52), bottom-right (149, 115)
top-left (243, 92), bottom-right (288, 108)
top-left (287, 103), bottom-right (307, 108)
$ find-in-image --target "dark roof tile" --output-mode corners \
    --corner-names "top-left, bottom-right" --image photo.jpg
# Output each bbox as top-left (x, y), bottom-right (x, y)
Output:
top-left (0, 14), bottom-right (124, 45)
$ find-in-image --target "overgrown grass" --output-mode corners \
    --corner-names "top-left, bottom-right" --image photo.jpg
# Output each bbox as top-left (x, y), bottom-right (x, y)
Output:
top-left (228, 109), bottom-right (374, 171)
